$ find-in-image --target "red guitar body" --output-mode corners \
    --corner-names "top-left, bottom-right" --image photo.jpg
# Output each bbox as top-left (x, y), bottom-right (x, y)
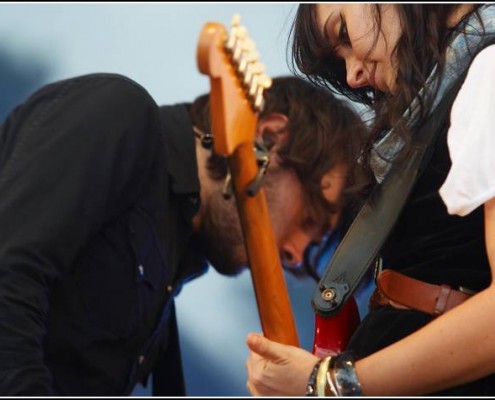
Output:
top-left (312, 296), bottom-right (360, 357)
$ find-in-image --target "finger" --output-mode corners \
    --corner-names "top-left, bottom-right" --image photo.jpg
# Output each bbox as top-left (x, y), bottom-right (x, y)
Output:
top-left (246, 332), bottom-right (290, 363)
top-left (246, 350), bottom-right (265, 381)
top-left (245, 351), bottom-right (253, 376)
top-left (246, 374), bottom-right (275, 396)
top-left (246, 380), bottom-right (260, 396)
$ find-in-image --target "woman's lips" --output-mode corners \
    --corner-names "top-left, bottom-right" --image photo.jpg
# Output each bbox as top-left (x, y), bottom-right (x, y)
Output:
top-left (368, 62), bottom-right (378, 89)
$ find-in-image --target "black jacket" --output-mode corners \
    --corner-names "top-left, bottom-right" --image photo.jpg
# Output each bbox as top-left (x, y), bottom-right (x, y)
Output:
top-left (348, 40), bottom-right (495, 395)
top-left (0, 73), bottom-right (207, 395)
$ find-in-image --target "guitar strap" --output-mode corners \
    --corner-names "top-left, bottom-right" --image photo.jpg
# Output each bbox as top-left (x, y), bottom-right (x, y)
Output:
top-left (313, 72), bottom-right (468, 318)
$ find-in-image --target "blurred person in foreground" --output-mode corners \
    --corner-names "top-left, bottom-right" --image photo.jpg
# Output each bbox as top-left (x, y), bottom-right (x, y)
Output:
top-left (0, 73), bottom-right (369, 395)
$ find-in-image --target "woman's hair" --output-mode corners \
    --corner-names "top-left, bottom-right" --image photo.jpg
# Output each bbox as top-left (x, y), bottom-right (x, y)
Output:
top-left (189, 75), bottom-right (373, 219)
top-left (290, 4), bottom-right (484, 166)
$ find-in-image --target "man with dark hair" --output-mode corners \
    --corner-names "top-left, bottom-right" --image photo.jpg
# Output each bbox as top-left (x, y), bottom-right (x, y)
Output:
top-left (0, 72), bottom-right (368, 395)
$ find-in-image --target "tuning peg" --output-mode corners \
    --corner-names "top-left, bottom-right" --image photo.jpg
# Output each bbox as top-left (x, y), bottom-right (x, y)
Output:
top-left (246, 62), bottom-right (265, 95)
top-left (225, 29), bottom-right (237, 51)
top-left (244, 61), bottom-right (265, 93)
top-left (231, 14), bottom-right (241, 27)
top-left (239, 50), bottom-right (259, 76)
top-left (226, 15), bottom-right (247, 53)
top-left (222, 171), bottom-right (234, 200)
top-left (231, 25), bottom-right (248, 62)
top-left (238, 40), bottom-right (259, 75)
top-left (226, 25), bottom-right (241, 51)
top-left (258, 74), bottom-right (272, 90)
top-left (243, 60), bottom-right (262, 87)
top-left (236, 25), bottom-right (248, 40)
top-left (241, 37), bottom-right (256, 53)
top-left (246, 152), bottom-right (270, 196)
top-left (253, 74), bottom-right (272, 111)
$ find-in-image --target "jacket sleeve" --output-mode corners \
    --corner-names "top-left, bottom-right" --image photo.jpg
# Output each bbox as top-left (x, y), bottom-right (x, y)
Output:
top-left (0, 74), bottom-right (162, 394)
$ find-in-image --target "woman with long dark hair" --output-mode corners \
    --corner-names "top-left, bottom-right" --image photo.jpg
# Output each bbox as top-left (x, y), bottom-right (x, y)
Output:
top-left (245, 4), bottom-right (495, 396)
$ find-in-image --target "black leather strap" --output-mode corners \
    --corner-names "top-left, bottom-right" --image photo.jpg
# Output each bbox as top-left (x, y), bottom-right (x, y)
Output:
top-left (313, 75), bottom-right (467, 318)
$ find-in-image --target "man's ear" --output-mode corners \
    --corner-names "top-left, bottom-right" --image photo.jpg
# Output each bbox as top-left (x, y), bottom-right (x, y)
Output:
top-left (256, 112), bottom-right (289, 152)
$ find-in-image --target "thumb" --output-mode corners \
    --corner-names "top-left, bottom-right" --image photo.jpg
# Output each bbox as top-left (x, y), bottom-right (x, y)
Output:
top-left (246, 332), bottom-right (291, 363)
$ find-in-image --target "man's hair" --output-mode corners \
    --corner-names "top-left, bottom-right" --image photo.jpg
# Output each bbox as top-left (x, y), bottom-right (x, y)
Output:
top-left (188, 75), bottom-right (371, 218)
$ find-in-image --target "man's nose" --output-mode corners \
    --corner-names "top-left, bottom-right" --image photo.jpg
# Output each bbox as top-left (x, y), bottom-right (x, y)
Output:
top-left (280, 233), bottom-right (312, 269)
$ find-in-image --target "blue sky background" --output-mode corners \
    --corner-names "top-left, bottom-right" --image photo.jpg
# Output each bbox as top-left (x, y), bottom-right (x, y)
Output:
top-left (0, 3), bottom-right (298, 110)
top-left (0, 2), bottom-right (326, 396)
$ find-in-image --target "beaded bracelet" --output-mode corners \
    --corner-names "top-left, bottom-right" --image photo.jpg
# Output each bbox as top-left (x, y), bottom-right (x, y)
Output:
top-left (330, 352), bottom-right (362, 396)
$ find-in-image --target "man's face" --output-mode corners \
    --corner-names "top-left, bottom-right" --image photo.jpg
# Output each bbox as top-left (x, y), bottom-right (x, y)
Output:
top-left (198, 162), bottom-right (336, 276)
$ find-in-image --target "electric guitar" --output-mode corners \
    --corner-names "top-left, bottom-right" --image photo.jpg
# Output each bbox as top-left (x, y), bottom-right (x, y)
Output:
top-left (196, 15), bottom-right (299, 346)
top-left (196, 15), bottom-right (360, 353)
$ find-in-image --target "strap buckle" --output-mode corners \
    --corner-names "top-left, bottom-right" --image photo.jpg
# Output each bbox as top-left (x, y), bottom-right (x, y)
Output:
top-left (373, 256), bottom-right (383, 284)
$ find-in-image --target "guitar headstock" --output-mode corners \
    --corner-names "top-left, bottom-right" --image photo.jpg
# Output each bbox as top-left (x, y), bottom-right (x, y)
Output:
top-left (197, 14), bottom-right (272, 156)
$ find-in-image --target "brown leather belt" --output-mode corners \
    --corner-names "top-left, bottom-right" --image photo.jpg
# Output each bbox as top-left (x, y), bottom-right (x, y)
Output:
top-left (370, 269), bottom-right (474, 316)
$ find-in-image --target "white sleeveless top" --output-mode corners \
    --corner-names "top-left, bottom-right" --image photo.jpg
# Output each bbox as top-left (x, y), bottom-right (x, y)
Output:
top-left (439, 44), bottom-right (495, 216)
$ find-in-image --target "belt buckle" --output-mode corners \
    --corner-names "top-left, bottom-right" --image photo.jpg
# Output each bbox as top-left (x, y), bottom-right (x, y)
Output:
top-left (373, 257), bottom-right (383, 283)
top-left (458, 285), bottom-right (476, 295)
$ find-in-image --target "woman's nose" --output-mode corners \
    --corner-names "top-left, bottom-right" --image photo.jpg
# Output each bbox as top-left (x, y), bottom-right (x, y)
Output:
top-left (346, 57), bottom-right (369, 89)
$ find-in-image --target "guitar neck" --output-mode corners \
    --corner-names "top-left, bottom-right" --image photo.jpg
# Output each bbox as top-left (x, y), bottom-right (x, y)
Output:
top-left (197, 16), bottom-right (299, 347)
top-left (229, 144), bottom-right (299, 346)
